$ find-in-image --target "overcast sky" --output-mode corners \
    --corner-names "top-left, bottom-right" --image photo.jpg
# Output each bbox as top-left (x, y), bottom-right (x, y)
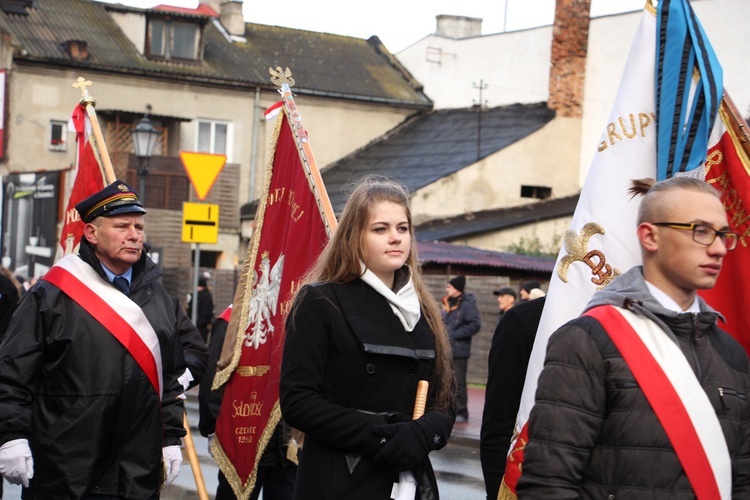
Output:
top-left (103, 0), bottom-right (647, 53)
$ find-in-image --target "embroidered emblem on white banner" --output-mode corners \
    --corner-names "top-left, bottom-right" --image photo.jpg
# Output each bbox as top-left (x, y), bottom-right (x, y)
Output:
top-left (558, 222), bottom-right (621, 289)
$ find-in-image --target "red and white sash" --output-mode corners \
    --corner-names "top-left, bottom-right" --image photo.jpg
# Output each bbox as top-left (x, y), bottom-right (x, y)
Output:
top-left (42, 255), bottom-right (163, 399)
top-left (585, 305), bottom-right (731, 499)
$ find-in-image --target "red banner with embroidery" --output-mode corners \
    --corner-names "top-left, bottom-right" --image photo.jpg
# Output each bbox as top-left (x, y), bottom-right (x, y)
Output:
top-left (56, 105), bottom-right (106, 260)
top-left (211, 111), bottom-right (329, 498)
top-left (700, 97), bottom-right (750, 354)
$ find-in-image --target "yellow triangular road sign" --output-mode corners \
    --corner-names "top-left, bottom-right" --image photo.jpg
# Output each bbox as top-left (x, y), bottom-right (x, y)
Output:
top-left (179, 151), bottom-right (226, 200)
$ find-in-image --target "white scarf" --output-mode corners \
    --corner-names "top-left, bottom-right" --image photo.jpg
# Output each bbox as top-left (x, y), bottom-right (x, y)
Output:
top-left (359, 263), bottom-right (421, 332)
top-left (359, 264), bottom-right (422, 498)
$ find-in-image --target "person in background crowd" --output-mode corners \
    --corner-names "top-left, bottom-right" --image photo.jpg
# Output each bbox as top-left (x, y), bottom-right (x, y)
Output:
top-left (0, 269), bottom-right (20, 341)
top-left (0, 181), bottom-right (196, 497)
top-left (442, 274), bottom-right (481, 424)
top-left (492, 286), bottom-right (517, 325)
top-left (200, 305), bottom-right (297, 499)
top-left (0, 267), bottom-right (21, 499)
top-left (481, 296), bottom-right (545, 500)
top-left (527, 287), bottom-right (546, 301)
top-left (518, 177), bottom-right (750, 497)
top-left (188, 271), bottom-right (215, 343)
top-left (518, 280), bottom-right (541, 301)
top-left (280, 175), bottom-right (455, 499)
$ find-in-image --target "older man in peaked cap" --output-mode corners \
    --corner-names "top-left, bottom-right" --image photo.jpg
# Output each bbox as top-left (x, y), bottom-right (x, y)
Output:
top-left (0, 180), bottom-right (206, 498)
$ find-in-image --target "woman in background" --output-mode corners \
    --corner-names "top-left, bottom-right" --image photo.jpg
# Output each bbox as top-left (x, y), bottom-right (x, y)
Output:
top-left (280, 175), bottom-right (454, 499)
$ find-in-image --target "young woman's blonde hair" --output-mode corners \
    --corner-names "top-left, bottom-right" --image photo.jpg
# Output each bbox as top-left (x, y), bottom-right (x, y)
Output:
top-left (301, 175), bottom-right (454, 409)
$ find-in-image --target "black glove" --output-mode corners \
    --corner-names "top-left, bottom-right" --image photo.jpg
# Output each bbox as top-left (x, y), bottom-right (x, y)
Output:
top-left (372, 419), bottom-right (433, 471)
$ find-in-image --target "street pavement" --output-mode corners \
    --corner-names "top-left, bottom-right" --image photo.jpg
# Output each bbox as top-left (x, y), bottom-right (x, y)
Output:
top-left (3, 386), bottom-right (487, 499)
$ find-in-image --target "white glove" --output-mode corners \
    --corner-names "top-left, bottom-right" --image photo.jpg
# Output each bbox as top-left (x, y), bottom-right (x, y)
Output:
top-left (177, 368), bottom-right (194, 392)
top-left (0, 439), bottom-right (34, 487)
top-left (162, 445), bottom-right (182, 486)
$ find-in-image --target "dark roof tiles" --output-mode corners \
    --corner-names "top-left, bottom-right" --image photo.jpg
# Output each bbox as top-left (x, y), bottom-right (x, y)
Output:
top-left (417, 240), bottom-right (555, 273)
top-left (322, 102), bottom-right (555, 211)
top-left (415, 195), bottom-right (579, 241)
top-left (3, 0), bottom-right (431, 107)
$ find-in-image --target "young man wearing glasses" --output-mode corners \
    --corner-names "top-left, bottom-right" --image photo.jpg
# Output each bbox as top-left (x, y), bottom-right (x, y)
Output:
top-left (518, 177), bottom-right (750, 498)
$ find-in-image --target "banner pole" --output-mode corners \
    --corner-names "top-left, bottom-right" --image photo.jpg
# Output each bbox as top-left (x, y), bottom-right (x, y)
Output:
top-left (183, 412), bottom-right (210, 500)
top-left (72, 77), bottom-right (115, 183)
top-left (271, 67), bottom-right (338, 236)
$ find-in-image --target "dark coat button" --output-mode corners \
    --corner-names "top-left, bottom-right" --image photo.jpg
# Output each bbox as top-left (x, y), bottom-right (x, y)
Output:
top-left (366, 363), bottom-right (375, 374)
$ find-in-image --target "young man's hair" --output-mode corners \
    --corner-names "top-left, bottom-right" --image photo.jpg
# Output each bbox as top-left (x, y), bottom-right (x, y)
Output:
top-left (629, 177), bottom-right (721, 224)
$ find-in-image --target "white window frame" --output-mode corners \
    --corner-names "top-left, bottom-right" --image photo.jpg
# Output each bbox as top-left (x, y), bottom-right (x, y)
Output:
top-left (49, 120), bottom-right (67, 152)
top-left (148, 18), bottom-right (200, 61)
top-left (196, 119), bottom-right (232, 162)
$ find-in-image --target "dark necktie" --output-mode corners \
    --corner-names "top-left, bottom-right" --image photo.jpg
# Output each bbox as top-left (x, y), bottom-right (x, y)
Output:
top-left (113, 276), bottom-right (130, 296)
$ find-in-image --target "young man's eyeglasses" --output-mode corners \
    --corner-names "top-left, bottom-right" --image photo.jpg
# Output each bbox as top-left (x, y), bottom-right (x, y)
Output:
top-left (651, 222), bottom-right (739, 251)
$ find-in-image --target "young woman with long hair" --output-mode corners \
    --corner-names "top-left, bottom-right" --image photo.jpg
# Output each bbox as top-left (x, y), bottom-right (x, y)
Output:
top-left (280, 175), bottom-right (454, 499)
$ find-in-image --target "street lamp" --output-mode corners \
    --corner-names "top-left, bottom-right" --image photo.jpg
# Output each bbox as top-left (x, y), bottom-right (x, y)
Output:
top-left (131, 113), bottom-right (159, 205)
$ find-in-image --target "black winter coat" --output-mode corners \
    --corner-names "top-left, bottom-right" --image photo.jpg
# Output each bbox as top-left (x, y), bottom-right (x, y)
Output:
top-left (443, 293), bottom-right (481, 359)
top-left (518, 269), bottom-right (750, 499)
top-left (280, 280), bottom-right (454, 499)
top-left (480, 297), bottom-right (544, 500)
top-left (0, 240), bottom-right (188, 499)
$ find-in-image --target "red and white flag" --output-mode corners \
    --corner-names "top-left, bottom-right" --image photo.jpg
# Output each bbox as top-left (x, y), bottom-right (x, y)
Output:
top-left (211, 102), bottom-right (331, 498)
top-left (264, 101), bottom-right (283, 122)
top-left (56, 105), bottom-right (106, 260)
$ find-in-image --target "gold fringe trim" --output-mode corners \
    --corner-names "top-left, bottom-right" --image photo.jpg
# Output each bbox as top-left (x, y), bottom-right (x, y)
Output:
top-left (719, 100), bottom-right (750, 177)
top-left (497, 478), bottom-right (518, 500)
top-left (213, 111), bottom-right (284, 389)
top-left (211, 403), bottom-right (283, 500)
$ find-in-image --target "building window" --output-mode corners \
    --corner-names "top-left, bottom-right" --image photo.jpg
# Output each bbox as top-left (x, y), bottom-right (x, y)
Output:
top-left (520, 185), bottom-right (552, 200)
top-left (197, 120), bottom-right (231, 159)
top-left (147, 18), bottom-right (200, 61)
top-left (49, 120), bottom-right (67, 152)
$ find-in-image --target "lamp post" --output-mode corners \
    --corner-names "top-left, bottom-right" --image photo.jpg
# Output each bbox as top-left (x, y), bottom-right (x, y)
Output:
top-left (131, 114), bottom-right (159, 205)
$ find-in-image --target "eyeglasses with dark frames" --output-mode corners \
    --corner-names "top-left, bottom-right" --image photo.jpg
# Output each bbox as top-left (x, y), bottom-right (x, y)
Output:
top-left (651, 222), bottom-right (739, 251)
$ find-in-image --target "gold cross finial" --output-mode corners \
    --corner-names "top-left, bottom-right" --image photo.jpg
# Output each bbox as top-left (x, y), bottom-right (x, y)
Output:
top-left (72, 77), bottom-right (93, 97)
top-left (72, 77), bottom-right (96, 106)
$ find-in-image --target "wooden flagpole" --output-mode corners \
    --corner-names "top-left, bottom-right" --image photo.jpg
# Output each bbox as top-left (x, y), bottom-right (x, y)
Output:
top-left (722, 92), bottom-right (750, 159)
top-left (270, 67), bottom-right (338, 235)
top-left (71, 77), bottom-right (116, 184)
top-left (183, 413), bottom-right (210, 500)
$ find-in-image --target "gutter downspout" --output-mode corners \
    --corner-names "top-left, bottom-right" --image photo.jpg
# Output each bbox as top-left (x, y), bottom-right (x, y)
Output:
top-left (249, 87), bottom-right (260, 202)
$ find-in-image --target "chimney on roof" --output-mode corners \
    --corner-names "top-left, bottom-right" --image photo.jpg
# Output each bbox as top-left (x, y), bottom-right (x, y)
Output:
top-left (435, 15), bottom-right (482, 40)
top-left (203, 0), bottom-right (245, 36)
top-left (548, 0), bottom-right (591, 118)
top-left (63, 40), bottom-right (89, 61)
top-left (220, 1), bottom-right (245, 36)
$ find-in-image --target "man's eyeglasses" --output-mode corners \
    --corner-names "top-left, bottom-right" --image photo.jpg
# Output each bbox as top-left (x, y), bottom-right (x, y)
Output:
top-left (651, 222), bottom-right (739, 251)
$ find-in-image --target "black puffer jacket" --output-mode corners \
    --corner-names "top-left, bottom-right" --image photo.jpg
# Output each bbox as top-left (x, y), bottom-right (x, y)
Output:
top-left (0, 240), bottom-right (188, 499)
top-left (518, 267), bottom-right (750, 499)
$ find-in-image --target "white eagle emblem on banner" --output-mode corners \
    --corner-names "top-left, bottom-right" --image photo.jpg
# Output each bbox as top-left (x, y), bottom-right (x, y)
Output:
top-left (244, 252), bottom-right (284, 349)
